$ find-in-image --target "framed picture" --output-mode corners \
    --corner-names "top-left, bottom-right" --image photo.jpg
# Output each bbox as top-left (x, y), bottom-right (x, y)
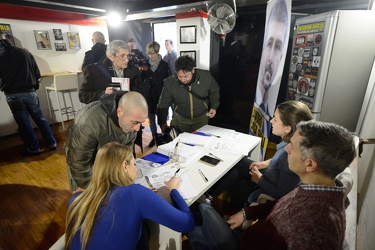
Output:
top-left (0, 23), bottom-right (15, 45)
top-left (34, 30), bottom-right (52, 50)
top-left (55, 42), bottom-right (67, 51)
top-left (180, 51), bottom-right (196, 61)
top-left (180, 26), bottom-right (196, 44)
top-left (53, 29), bottom-right (63, 40)
top-left (67, 32), bottom-right (81, 49)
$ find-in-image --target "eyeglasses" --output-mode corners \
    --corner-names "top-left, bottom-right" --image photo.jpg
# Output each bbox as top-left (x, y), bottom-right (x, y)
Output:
top-left (114, 54), bottom-right (132, 60)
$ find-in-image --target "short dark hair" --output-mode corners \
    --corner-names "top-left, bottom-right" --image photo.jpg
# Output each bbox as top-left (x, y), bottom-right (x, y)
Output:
top-left (297, 121), bottom-right (356, 178)
top-left (175, 55), bottom-right (195, 72)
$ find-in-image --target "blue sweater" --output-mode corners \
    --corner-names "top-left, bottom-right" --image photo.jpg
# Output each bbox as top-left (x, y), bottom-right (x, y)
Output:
top-left (248, 141), bottom-right (301, 202)
top-left (68, 184), bottom-right (194, 250)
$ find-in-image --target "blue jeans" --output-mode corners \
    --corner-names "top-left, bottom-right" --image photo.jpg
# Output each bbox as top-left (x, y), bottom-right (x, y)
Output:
top-left (6, 92), bottom-right (56, 151)
top-left (188, 204), bottom-right (240, 250)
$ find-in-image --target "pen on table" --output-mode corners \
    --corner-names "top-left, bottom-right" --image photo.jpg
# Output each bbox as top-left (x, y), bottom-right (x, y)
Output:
top-left (198, 169), bottom-right (208, 182)
top-left (204, 132), bottom-right (221, 138)
top-left (144, 176), bottom-right (154, 189)
top-left (173, 168), bottom-right (181, 177)
top-left (209, 153), bottom-right (224, 162)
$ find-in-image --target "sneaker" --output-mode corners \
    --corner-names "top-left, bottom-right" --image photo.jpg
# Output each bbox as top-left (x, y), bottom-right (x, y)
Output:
top-left (21, 148), bottom-right (41, 156)
top-left (47, 145), bottom-right (57, 150)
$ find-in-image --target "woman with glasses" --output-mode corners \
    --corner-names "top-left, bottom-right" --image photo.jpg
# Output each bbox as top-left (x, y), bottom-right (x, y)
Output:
top-left (79, 40), bottom-right (141, 104)
top-left (65, 142), bottom-right (194, 249)
top-left (139, 41), bottom-right (171, 147)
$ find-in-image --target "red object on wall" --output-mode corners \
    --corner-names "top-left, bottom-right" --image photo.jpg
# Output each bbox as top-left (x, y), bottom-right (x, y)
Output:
top-left (0, 4), bottom-right (106, 26)
top-left (176, 10), bottom-right (208, 19)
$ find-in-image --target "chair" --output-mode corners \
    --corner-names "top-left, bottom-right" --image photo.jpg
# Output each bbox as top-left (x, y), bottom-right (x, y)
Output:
top-left (45, 73), bottom-right (82, 130)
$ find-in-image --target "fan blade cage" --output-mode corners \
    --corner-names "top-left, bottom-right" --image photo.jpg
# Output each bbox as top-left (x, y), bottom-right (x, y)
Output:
top-left (208, 3), bottom-right (236, 34)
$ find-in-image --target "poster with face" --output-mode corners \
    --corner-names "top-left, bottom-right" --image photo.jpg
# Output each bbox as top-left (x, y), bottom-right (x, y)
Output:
top-left (250, 0), bottom-right (291, 159)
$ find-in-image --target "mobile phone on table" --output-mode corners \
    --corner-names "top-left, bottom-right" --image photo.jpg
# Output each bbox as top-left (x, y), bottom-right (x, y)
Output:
top-left (199, 155), bottom-right (220, 166)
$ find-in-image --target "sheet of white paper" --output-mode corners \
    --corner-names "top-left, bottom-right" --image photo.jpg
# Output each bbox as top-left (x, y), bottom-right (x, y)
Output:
top-left (145, 169), bottom-right (198, 200)
top-left (157, 141), bottom-right (202, 162)
top-left (197, 125), bottom-right (238, 139)
top-left (176, 132), bottom-right (213, 146)
top-left (210, 140), bottom-right (252, 155)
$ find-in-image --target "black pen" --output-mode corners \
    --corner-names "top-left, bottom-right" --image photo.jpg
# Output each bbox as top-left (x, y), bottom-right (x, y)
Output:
top-left (173, 168), bottom-right (180, 177)
top-left (209, 153), bottom-right (224, 162)
top-left (198, 169), bottom-right (208, 182)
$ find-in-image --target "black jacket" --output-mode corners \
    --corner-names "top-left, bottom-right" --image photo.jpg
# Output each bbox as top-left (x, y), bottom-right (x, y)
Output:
top-left (141, 59), bottom-right (171, 113)
top-left (0, 45), bottom-right (40, 94)
top-left (79, 57), bottom-right (141, 104)
top-left (81, 42), bottom-right (107, 71)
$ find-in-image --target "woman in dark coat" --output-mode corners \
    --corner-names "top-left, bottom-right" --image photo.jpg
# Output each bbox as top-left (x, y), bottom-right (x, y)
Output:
top-left (139, 41), bottom-right (171, 147)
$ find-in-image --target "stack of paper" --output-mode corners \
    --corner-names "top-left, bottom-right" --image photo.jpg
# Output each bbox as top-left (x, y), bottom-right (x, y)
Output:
top-left (176, 132), bottom-right (213, 147)
top-left (157, 141), bottom-right (202, 163)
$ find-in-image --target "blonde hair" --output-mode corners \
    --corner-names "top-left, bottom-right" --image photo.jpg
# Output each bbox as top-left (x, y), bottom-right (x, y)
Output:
top-left (146, 41), bottom-right (160, 54)
top-left (65, 142), bottom-right (134, 250)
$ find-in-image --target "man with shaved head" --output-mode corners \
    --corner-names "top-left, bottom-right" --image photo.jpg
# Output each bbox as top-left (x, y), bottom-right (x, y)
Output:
top-left (65, 91), bottom-right (148, 192)
top-left (82, 31), bottom-right (107, 71)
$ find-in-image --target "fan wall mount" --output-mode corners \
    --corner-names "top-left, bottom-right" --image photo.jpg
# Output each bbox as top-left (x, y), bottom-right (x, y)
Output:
top-left (207, 2), bottom-right (236, 34)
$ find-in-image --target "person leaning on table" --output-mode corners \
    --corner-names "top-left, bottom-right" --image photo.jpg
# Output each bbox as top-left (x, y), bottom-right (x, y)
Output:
top-left (157, 55), bottom-right (220, 134)
top-left (65, 142), bottom-right (195, 249)
top-left (64, 91), bottom-right (148, 193)
top-left (188, 120), bottom-right (356, 250)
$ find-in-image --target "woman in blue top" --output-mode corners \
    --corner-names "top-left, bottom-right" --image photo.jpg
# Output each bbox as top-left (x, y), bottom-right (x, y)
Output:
top-left (65, 142), bottom-right (194, 250)
top-left (209, 100), bottom-right (313, 209)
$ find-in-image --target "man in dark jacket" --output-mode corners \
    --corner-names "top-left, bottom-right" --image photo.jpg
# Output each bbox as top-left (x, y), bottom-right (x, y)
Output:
top-left (79, 40), bottom-right (142, 104)
top-left (157, 55), bottom-right (220, 133)
top-left (65, 91), bottom-right (148, 192)
top-left (0, 38), bottom-right (56, 156)
top-left (81, 31), bottom-right (107, 71)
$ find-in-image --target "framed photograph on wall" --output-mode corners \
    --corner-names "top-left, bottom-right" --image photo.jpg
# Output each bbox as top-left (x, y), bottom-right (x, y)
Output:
top-left (180, 26), bottom-right (196, 43)
top-left (34, 30), bottom-right (52, 50)
top-left (180, 51), bottom-right (196, 61)
top-left (55, 42), bottom-right (67, 51)
top-left (67, 32), bottom-right (81, 49)
top-left (53, 29), bottom-right (63, 40)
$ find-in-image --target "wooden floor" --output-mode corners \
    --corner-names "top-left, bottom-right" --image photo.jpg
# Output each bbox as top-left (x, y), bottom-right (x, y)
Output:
top-left (0, 120), bottom-right (156, 250)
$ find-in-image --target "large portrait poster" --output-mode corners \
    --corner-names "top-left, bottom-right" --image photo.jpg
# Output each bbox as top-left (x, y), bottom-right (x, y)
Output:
top-left (0, 23), bottom-right (15, 45)
top-left (249, 0), bottom-right (291, 159)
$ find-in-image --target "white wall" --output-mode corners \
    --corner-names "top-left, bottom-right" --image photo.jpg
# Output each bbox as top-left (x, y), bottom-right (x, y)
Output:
top-left (356, 59), bottom-right (375, 250)
top-left (0, 18), bottom-right (108, 137)
top-left (176, 15), bottom-right (211, 70)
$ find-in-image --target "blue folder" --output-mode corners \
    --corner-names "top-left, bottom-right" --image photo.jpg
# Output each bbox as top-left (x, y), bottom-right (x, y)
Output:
top-left (142, 152), bottom-right (169, 164)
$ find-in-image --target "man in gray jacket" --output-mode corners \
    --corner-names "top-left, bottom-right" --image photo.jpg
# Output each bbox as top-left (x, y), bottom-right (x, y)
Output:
top-left (157, 55), bottom-right (220, 133)
top-left (65, 91), bottom-right (148, 192)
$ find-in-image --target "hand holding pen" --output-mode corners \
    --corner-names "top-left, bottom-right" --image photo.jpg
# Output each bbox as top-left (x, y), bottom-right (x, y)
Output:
top-left (165, 176), bottom-right (181, 191)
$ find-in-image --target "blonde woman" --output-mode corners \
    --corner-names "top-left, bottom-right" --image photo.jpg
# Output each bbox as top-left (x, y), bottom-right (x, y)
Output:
top-left (65, 142), bottom-right (194, 250)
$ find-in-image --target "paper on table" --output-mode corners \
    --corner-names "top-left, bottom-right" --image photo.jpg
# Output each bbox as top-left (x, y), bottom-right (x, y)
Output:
top-left (197, 125), bottom-right (237, 139)
top-left (146, 169), bottom-right (198, 200)
top-left (210, 140), bottom-right (253, 156)
top-left (176, 132), bottom-right (213, 147)
top-left (157, 141), bottom-right (202, 162)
